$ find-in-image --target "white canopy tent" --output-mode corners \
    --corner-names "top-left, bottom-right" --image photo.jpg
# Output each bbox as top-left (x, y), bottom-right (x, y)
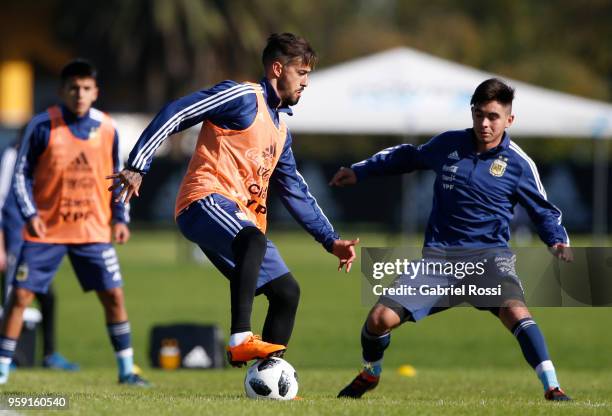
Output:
top-left (286, 47), bottom-right (612, 138)
top-left (284, 47), bottom-right (612, 237)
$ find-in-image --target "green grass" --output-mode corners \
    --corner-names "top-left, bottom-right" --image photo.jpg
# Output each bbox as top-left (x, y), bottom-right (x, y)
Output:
top-left (3, 368), bottom-right (611, 415)
top-left (2, 229), bottom-right (611, 414)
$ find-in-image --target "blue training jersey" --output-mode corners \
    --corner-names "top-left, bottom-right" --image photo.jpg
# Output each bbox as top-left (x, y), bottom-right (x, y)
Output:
top-left (13, 106), bottom-right (129, 224)
top-left (126, 77), bottom-right (339, 250)
top-left (351, 129), bottom-right (569, 248)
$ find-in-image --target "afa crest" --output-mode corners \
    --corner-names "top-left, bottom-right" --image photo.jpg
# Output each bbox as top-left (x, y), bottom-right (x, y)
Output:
top-left (16, 263), bottom-right (28, 282)
top-left (88, 127), bottom-right (99, 140)
top-left (489, 157), bottom-right (508, 177)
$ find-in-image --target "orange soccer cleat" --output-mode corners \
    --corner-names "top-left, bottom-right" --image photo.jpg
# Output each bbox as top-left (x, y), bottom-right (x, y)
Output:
top-left (226, 335), bottom-right (286, 367)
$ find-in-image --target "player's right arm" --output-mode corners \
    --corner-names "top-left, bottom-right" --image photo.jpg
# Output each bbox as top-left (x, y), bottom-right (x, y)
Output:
top-left (110, 80), bottom-right (258, 203)
top-left (0, 146), bottom-right (17, 270)
top-left (330, 135), bottom-right (442, 187)
top-left (13, 115), bottom-right (51, 237)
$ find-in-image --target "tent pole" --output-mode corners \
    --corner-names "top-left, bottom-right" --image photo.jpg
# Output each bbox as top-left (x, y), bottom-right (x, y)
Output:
top-left (592, 137), bottom-right (609, 244)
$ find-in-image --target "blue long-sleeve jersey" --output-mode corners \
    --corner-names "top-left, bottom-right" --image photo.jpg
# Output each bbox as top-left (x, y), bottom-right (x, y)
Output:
top-left (0, 145), bottom-right (23, 237)
top-left (351, 129), bottom-right (568, 248)
top-left (13, 106), bottom-right (129, 224)
top-left (126, 77), bottom-right (339, 250)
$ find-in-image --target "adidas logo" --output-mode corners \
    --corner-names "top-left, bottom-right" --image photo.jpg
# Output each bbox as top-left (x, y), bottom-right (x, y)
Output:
top-left (71, 152), bottom-right (89, 165)
top-left (182, 346), bottom-right (212, 368)
top-left (447, 151), bottom-right (460, 160)
top-left (262, 143), bottom-right (276, 160)
top-left (68, 152), bottom-right (92, 172)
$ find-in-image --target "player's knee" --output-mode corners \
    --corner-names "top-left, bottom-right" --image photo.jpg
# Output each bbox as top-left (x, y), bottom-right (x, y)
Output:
top-left (497, 301), bottom-right (531, 329)
top-left (232, 226), bottom-right (266, 256)
top-left (99, 288), bottom-right (125, 309)
top-left (13, 288), bottom-right (35, 309)
top-left (277, 274), bottom-right (301, 309)
top-left (367, 306), bottom-right (399, 334)
top-left (264, 273), bottom-right (300, 310)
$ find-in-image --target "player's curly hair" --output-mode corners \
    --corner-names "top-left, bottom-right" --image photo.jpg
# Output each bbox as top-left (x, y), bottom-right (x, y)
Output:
top-left (471, 78), bottom-right (515, 107)
top-left (262, 33), bottom-right (318, 69)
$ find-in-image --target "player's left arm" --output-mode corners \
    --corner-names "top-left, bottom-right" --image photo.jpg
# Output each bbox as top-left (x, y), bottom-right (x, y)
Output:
top-left (110, 129), bottom-right (130, 244)
top-left (515, 162), bottom-right (572, 262)
top-left (271, 132), bottom-right (359, 272)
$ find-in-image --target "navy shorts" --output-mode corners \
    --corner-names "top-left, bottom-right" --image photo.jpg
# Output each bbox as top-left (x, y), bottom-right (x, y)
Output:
top-left (176, 194), bottom-right (290, 289)
top-left (379, 249), bottom-right (526, 322)
top-left (13, 241), bottom-right (123, 294)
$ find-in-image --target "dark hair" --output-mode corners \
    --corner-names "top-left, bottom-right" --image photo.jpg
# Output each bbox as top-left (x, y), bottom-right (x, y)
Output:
top-left (60, 59), bottom-right (97, 84)
top-left (470, 78), bottom-right (514, 107)
top-left (262, 33), bottom-right (318, 68)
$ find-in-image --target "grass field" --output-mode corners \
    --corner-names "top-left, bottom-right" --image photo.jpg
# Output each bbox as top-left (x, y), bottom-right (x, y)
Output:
top-left (2, 229), bottom-right (611, 415)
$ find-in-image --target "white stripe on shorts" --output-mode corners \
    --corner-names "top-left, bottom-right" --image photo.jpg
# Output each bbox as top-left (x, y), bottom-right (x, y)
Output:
top-left (198, 199), bottom-right (239, 236)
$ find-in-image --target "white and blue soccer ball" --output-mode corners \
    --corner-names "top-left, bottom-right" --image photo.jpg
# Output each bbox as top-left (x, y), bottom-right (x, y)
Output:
top-left (244, 357), bottom-right (299, 400)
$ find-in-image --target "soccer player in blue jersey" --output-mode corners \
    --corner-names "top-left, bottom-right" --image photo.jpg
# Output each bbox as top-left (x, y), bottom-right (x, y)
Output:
top-left (0, 60), bottom-right (147, 386)
top-left (0, 138), bottom-right (79, 371)
top-left (110, 33), bottom-right (358, 366)
top-left (331, 78), bottom-right (572, 401)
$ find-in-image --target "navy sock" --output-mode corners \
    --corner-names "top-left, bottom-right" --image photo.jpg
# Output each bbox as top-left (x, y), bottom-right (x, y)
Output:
top-left (107, 321), bottom-right (132, 352)
top-left (0, 336), bottom-right (17, 379)
top-left (0, 336), bottom-right (17, 360)
top-left (107, 321), bottom-right (133, 378)
top-left (361, 325), bottom-right (390, 376)
top-left (512, 318), bottom-right (559, 391)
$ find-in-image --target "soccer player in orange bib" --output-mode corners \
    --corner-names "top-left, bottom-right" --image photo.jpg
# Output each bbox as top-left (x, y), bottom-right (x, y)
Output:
top-left (0, 60), bottom-right (148, 386)
top-left (110, 33), bottom-right (359, 366)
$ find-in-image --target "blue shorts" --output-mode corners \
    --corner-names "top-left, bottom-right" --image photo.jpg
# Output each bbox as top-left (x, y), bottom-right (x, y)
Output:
top-left (13, 241), bottom-right (123, 294)
top-left (176, 194), bottom-right (290, 289)
top-left (379, 249), bottom-right (525, 321)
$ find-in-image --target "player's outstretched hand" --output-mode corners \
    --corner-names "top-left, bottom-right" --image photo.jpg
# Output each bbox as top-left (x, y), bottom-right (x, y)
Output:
top-left (329, 167), bottom-right (357, 187)
top-left (332, 238), bottom-right (360, 273)
top-left (549, 243), bottom-right (573, 262)
top-left (113, 222), bottom-right (131, 244)
top-left (27, 215), bottom-right (47, 239)
top-left (107, 169), bottom-right (143, 204)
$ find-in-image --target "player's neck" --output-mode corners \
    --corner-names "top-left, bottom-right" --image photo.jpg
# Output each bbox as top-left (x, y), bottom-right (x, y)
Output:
top-left (265, 78), bottom-right (283, 108)
top-left (474, 135), bottom-right (503, 154)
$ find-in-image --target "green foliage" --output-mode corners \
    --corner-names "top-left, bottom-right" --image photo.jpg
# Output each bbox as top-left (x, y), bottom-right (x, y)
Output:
top-left (40, 0), bottom-right (611, 106)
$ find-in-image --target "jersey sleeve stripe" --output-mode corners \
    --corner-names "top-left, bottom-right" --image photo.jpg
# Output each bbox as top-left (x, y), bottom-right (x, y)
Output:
top-left (132, 83), bottom-right (250, 168)
top-left (0, 147), bottom-right (17, 208)
top-left (14, 113), bottom-right (50, 217)
top-left (294, 169), bottom-right (335, 232)
top-left (131, 84), bottom-right (258, 170)
top-left (509, 141), bottom-right (547, 198)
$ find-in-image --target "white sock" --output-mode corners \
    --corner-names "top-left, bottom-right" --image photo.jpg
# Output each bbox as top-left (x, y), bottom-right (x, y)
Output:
top-left (229, 331), bottom-right (253, 347)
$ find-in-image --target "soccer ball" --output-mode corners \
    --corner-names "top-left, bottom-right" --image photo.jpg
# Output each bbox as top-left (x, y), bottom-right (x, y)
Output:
top-left (244, 357), bottom-right (298, 400)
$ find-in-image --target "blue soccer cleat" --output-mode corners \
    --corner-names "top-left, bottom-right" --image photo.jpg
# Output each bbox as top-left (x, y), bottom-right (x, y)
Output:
top-left (119, 373), bottom-right (151, 387)
top-left (43, 352), bottom-right (80, 371)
